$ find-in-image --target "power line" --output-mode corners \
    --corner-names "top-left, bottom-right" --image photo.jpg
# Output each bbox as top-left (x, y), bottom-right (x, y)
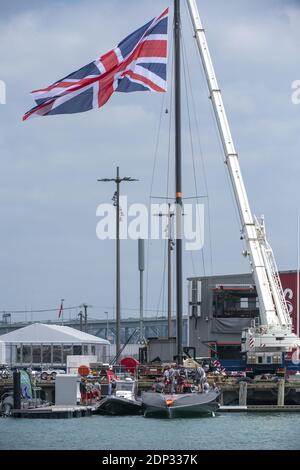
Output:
top-left (0, 305), bottom-right (81, 314)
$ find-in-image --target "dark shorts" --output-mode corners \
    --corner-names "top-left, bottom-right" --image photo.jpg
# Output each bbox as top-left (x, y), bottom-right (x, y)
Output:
top-left (196, 378), bottom-right (204, 385)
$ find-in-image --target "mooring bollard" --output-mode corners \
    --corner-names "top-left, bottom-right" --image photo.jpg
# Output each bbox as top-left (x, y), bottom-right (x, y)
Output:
top-left (239, 381), bottom-right (248, 406)
top-left (277, 379), bottom-right (285, 406)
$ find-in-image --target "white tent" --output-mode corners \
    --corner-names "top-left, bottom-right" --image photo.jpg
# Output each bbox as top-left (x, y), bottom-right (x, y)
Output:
top-left (0, 340), bottom-right (5, 365)
top-left (0, 323), bottom-right (110, 367)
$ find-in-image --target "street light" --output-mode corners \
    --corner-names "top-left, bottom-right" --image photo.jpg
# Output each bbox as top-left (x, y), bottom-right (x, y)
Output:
top-left (98, 167), bottom-right (138, 358)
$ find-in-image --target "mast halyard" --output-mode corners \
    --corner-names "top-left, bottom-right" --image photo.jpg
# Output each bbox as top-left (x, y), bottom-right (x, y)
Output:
top-left (174, 0), bottom-right (183, 363)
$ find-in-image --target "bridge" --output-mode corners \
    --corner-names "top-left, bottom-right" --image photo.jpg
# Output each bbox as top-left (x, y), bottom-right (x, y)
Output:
top-left (0, 316), bottom-right (188, 344)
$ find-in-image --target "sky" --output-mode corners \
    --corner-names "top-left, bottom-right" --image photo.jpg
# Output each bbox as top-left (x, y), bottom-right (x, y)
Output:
top-left (0, 0), bottom-right (299, 323)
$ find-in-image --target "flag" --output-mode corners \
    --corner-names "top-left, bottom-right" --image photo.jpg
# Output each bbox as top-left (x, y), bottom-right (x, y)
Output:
top-left (23, 8), bottom-right (169, 121)
top-left (58, 301), bottom-right (63, 318)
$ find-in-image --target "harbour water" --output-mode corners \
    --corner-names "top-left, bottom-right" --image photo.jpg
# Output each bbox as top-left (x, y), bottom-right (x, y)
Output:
top-left (0, 413), bottom-right (299, 450)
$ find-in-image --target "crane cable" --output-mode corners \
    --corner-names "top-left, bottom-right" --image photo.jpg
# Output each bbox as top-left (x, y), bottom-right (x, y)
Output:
top-left (185, 2), bottom-right (242, 238)
top-left (182, 31), bottom-right (206, 278)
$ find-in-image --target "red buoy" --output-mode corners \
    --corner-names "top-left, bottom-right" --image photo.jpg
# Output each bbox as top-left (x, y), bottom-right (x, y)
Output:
top-left (78, 365), bottom-right (90, 377)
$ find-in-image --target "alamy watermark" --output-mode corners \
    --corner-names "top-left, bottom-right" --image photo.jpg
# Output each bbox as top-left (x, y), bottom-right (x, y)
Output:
top-left (96, 198), bottom-right (204, 251)
top-left (291, 80), bottom-right (300, 105)
top-left (0, 80), bottom-right (6, 104)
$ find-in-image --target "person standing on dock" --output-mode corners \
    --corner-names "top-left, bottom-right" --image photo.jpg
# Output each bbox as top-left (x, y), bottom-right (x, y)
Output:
top-left (93, 380), bottom-right (101, 401)
top-left (80, 378), bottom-right (87, 405)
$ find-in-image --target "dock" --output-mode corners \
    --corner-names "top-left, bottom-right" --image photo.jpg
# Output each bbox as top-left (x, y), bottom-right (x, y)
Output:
top-left (219, 405), bottom-right (300, 413)
top-left (11, 405), bottom-right (99, 419)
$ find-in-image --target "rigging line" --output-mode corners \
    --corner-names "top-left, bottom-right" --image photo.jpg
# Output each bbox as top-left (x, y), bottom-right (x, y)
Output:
top-left (166, 51), bottom-right (174, 202)
top-left (182, 31), bottom-right (206, 278)
top-left (208, 85), bottom-right (242, 235)
top-left (145, 32), bottom-right (174, 319)
top-left (185, 6), bottom-right (241, 236)
top-left (183, 1), bottom-right (214, 276)
top-left (162, 238), bottom-right (167, 317)
top-left (156, 250), bottom-right (168, 319)
top-left (161, 32), bottom-right (175, 324)
top-left (145, 92), bottom-right (165, 318)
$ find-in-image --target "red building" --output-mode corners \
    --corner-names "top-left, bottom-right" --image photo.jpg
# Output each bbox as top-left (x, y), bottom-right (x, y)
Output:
top-left (279, 271), bottom-right (300, 336)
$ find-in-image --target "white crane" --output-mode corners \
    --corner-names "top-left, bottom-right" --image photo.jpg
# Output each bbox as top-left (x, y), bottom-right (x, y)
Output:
top-left (186, 0), bottom-right (300, 366)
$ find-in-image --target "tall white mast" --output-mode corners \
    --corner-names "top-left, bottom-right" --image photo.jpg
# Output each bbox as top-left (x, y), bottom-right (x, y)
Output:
top-left (186, 0), bottom-right (299, 351)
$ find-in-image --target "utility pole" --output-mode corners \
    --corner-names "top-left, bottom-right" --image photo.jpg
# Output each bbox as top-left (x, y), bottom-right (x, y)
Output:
top-left (98, 167), bottom-right (138, 360)
top-left (167, 207), bottom-right (175, 338)
top-left (78, 310), bottom-right (83, 331)
top-left (105, 311), bottom-right (109, 340)
top-left (79, 304), bottom-right (91, 332)
top-left (60, 299), bottom-right (64, 326)
top-left (83, 304), bottom-right (88, 332)
top-left (156, 204), bottom-right (175, 338)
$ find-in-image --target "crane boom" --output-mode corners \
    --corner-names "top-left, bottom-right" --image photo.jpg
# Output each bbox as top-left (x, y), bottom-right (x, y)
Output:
top-left (186, 0), bottom-right (299, 354)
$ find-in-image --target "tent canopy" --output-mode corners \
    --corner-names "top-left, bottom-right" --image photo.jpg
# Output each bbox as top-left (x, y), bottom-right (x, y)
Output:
top-left (0, 323), bottom-right (109, 345)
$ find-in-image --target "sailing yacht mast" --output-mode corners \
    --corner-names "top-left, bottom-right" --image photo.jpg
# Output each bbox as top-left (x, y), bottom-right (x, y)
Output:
top-left (174, 0), bottom-right (183, 362)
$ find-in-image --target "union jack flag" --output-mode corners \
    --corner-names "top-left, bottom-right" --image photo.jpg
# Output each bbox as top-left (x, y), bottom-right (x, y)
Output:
top-left (23, 8), bottom-right (168, 121)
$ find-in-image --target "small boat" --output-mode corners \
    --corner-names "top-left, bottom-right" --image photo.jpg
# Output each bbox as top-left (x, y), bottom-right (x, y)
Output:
top-left (142, 391), bottom-right (220, 419)
top-left (96, 378), bottom-right (142, 416)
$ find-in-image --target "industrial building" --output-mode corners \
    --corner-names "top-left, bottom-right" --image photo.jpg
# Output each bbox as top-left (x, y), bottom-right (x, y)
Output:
top-left (0, 323), bottom-right (110, 367)
top-left (188, 271), bottom-right (299, 360)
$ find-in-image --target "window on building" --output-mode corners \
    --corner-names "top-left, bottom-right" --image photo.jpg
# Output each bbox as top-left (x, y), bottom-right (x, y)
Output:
top-left (16, 345), bottom-right (22, 363)
top-left (42, 345), bottom-right (51, 364)
top-left (32, 346), bottom-right (42, 364)
top-left (91, 345), bottom-right (96, 356)
top-left (62, 345), bottom-right (73, 364)
top-left (73, 345), bottom-right (82, 355)
top-left (212, 288), bottom-right (259, 318)
top-left (83, 345), bottom-right (88, 355)
top-left (22, 345), bottom-right (32, 363)
top-left (53, 345), bottom-right (62, 364)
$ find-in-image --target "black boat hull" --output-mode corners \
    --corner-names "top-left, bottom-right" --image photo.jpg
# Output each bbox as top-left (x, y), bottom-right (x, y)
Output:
top-left (96, 396), bottom-right (142, 416)
top-left (142, 391), bottom-right (220, 418)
